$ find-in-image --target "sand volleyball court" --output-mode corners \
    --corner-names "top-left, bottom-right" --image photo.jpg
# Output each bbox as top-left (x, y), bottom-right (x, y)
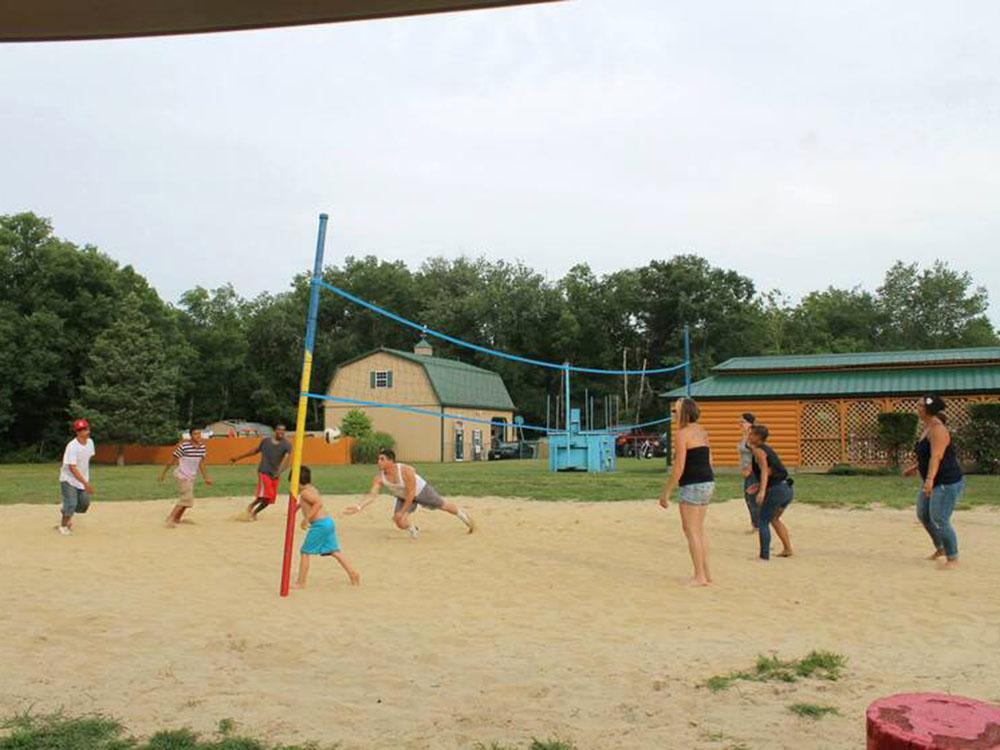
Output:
top-left (1, 495), bottom-right (999, 749)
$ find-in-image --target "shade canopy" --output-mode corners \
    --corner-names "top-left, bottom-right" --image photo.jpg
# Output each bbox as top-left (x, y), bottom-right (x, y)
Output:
top-left (1, 0), bottom-right (558, 43)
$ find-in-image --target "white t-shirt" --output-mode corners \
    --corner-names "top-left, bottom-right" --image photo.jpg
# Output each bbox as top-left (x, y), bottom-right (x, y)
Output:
top-left (60, 438), bottom-right (95, 489)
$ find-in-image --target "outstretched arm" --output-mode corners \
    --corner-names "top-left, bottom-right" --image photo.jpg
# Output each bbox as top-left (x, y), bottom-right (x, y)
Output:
top-left (344, 475), bottom-right (383, 515)
top-left (229, 444), bottom-right (261, 465)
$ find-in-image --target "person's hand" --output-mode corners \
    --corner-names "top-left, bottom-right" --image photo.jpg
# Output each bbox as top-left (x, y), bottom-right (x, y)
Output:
top-left (746, 484), bottom-right (759, 496)
top-left (901, 466), bottom-right (916, 478)
top-left (343, 504), bottom-right (361, 516)
top-left (756, 491), bottom-right (765, 507)
top-left (204, 477), bottom-right (213, 486)
top-left (658, 492), bottom-right (670, 509)
top-left (300, 518), bottom-right (308, 530)
top-left (923, 479), bottom-right (934, 497)
top-left (393, 511), bottom-right (407, 527)
top-left (229, 457), bottom-right (236, 465)
top-left (84, 483), bottom-right (95, 495)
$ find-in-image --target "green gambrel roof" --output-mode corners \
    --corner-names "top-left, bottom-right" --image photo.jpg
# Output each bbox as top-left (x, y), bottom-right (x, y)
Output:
top-left (713, 347), bottom-right (1000, 372)
top-left (664, 365), bottom-right (1000, 399)
top-left (341, 347), bottom-right (515, 410)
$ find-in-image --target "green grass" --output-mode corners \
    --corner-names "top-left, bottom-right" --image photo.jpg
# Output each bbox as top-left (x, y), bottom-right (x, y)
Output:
top-left (787, 703), bottom-right (840, 720)
top-left (2, 458), bottom-right (999, 508)
top-left (0, 714), bottom-right (574, 750)
top-left (0, 713), bottom-right (334, 750)
top-left (705, 650), bottom-right (846, 693)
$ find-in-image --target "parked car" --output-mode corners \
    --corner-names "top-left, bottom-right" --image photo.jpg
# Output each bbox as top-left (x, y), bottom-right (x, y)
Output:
top-left (615, 430), bottom-right (667, 458)
top-left (489, 440), bottom-right (537, 460)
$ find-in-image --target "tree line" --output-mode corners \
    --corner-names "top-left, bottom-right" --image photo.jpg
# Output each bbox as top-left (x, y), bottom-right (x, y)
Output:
top-left (1, 211), bottom-right (997, 459)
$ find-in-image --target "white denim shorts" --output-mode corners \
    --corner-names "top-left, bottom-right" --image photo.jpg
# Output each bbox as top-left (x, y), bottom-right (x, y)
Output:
top-left (678, 481), bottom-right (715, 506)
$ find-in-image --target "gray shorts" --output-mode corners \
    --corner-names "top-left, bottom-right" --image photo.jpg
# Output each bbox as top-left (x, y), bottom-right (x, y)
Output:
top-left (678, 481), bottom-right (715, 506)
top-left (60, 481), bottom-right (91, 516)
top-left (394, 484), bottom-right (445, 514)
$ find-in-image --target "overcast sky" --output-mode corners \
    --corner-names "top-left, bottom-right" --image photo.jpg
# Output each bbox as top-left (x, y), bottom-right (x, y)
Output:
top-left (3, 0), bottom-right (999, 320)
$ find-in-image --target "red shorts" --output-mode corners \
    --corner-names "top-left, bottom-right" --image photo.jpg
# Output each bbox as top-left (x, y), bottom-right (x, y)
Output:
top-left (255, 473), bottom-right (280, 504)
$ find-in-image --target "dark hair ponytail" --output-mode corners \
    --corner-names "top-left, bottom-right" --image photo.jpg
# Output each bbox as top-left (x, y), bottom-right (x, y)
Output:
top-left (921, 394), bottom-right (946, 417)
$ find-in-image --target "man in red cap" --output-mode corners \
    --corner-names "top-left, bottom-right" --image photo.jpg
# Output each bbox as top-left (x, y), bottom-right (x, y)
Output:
top-left (58, 418), bottom-right (96, 535)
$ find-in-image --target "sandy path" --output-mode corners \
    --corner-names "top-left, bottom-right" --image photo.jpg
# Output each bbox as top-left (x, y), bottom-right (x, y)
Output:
top-left (1, 495), bottom-right (998, 749)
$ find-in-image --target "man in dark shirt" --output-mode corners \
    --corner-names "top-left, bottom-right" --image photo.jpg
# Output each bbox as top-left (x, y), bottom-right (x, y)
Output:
top-left (230, 424), bottom-right (293, 520)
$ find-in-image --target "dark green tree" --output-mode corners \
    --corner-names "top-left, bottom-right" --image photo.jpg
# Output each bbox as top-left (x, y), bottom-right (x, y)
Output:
top-left (877, 261), bottom-right (998, 349)
top-left (176, 284), bottom-right (250, 426)
top-left (72, 295), bottom-right (181, 461)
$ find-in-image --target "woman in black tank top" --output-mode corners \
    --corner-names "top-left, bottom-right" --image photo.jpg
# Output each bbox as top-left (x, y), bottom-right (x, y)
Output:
top-left (902, 395), bottom-right (964, 567)
top-left (748, 424), bottom-right (794, 560)
top-left (658, 398), bottom-right (714, 586)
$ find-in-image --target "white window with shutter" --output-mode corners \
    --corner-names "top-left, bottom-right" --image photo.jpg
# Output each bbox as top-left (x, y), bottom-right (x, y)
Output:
top-left (370, 370), bottom-right (393, 388)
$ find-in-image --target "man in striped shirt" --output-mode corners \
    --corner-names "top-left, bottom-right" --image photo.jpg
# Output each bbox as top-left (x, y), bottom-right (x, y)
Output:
top-left (159, 427), bottom-right (213, 527)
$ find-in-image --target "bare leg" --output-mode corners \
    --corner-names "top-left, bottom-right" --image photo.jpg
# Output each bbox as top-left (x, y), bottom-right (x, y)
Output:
top-left (165, 505), bottom-right (180, 527)
top-left (693, 505), bottom-right (711, 582)
top-left (678, 504), bottom-right (710, 586)
top-left (331, 551), bottom-right (361, 585)
top-left (293, 554), bottom-right (310, 588)
top-left (771, 507), bottom-right (793, 556)
top-left (440, 500), bottom-right (475, 533)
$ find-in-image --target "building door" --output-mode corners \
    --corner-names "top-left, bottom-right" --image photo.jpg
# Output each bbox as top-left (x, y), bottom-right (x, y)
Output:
top-left (490, 417), bottom-right (508, 444)
top-left (472, 429), bottom-right (483, 461)
top-left (454, 422), bottom-right (465, 461)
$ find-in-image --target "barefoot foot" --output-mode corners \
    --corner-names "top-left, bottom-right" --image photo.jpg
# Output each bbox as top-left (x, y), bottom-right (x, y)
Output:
top-left (349, 571), bottom-right (361, 586)
top-left (927, 548), bottom-right (945, 561)
top-left (777, 549), bottom-right (794, 558)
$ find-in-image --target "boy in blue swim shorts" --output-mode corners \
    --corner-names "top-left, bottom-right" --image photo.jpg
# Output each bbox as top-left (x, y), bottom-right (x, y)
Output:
top-left (293, 466), bottom-right (360, 589)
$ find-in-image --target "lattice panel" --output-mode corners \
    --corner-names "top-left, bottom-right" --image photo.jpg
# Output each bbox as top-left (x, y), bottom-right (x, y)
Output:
top-left (846, 399), bottom-right (882, 464)
top-left (801, 438), bottom-right (842, 467)
top-left (800, 400), bottom-right (843, 466)
top-left (800, 401), bottom-right (841, 439)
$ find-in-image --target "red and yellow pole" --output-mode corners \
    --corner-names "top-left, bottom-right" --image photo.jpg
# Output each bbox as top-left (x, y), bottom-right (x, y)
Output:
top-left (280, 213), bottom-right (329, 597)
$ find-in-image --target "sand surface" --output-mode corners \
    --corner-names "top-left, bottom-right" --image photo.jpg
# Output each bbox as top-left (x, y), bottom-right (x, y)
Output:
top-left (1, 494), bottom-right (999, 749)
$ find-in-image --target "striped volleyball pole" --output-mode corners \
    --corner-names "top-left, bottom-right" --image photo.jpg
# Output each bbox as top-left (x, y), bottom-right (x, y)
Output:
top-left (280, 213), bottom-right (329, 597)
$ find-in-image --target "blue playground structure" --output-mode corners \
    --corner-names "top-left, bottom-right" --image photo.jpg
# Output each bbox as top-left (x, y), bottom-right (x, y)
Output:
top-left (548, 408), bottom-right (616, 472)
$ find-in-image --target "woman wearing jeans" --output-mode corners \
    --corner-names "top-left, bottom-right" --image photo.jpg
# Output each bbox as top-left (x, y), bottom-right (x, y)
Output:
top-left (903, 395), bottom-right (964, 569)
top-left (659, 398), bottom-right (714, 587)
top-left (748, 424), bottom-right (794, 560)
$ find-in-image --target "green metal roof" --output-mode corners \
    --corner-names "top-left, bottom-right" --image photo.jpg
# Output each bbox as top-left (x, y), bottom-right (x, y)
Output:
top-left (713, 347), bottom-right (1000, 373)
top-left (339, 347), bottom-right (515, 410)
top-left (663, 365), bottom-right (1000, 399)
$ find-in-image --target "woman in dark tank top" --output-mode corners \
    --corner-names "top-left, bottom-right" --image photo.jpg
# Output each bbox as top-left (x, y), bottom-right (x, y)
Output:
top-left (658, 397), bottom-right (715, 587)
top-left (748, 424), bottom-right (794, 561)
top-left (902, 395), bottom-right (964, 568)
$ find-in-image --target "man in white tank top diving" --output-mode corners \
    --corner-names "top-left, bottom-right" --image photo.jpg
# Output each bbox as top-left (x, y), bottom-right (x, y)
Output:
top-left (343, 449), bottom-right (475, 538)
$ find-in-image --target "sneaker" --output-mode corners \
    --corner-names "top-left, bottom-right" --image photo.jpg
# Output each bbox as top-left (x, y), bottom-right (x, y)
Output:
top-left (58, 526), bottom-right (72, 536)
top-left (407, 525), bottom-right (420, 539)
